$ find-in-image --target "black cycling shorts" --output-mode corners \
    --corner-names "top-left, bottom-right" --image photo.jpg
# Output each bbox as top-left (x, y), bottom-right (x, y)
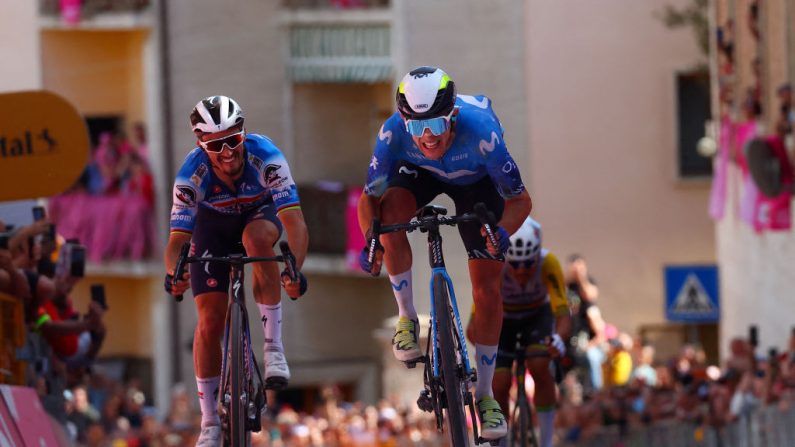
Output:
top-left (496, 305), bottom-right (555, 370)
top-left (387, 161), bottom-right (505, 261)
top-left (189, 201), bottom-right (282, 296)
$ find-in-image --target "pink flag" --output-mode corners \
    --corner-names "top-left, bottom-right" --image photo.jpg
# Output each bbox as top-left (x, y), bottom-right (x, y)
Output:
top-left (60, 0), bottom-right (81, 25)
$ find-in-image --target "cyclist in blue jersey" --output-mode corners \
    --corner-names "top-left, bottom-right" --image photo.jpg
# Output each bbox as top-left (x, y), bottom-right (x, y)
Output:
top-left (163, 95), bottom-right (308, 446)
top-left (357, 66), bottom-right (532, 440)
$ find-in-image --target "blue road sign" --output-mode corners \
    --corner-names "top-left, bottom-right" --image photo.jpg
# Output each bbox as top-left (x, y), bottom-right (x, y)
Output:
top-left (665, 265), bottom-right (719, 322)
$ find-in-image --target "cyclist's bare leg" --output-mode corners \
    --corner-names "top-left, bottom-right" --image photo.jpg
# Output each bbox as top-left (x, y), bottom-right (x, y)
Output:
top-left (492, 369), bottom-right (513, 423)
top-left (243, 219), bottom-right (291, 387)
top-left (379, 187), bottom-right (416, 275)
top-left (528, 358), bottom-right (557, 447)
top-left (242, 219), bottom-right (281, 306)
top-left (469, 257), bottom-right (508, 440)
top-left (194, 291), bottom-right (228, 426)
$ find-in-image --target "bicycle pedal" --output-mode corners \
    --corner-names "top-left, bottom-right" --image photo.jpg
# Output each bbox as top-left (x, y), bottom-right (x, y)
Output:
top-left (264, 377), bottom-right (288, 390)
top-left (403, 356), bottom-right (426, 369)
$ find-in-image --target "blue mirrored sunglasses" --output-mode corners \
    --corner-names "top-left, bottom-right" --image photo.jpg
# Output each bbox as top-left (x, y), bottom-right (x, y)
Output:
top-left (404, 112), bottom-right (453, 137)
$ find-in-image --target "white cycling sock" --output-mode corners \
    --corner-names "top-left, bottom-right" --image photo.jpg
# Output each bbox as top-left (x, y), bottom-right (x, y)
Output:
top-left (389, 270), bottom-right (417, 320)
top-left (196, 376), bottom-right (220, 427)
top-left (538, 409), bottom-right (556, 447)
top-left (474, 343), bottom-right (498, 400)
top-left (258, 303), bottom-right (283, 352)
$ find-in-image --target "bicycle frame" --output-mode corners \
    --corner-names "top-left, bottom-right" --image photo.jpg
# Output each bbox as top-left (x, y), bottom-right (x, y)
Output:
top-left (172, 241), bottom-right (298, 446)
top-left (371, 204), bottom-right (501, 447)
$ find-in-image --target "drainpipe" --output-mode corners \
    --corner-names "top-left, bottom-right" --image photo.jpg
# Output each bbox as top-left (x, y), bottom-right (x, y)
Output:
top-left (157, 0), bottom-right (181, 383)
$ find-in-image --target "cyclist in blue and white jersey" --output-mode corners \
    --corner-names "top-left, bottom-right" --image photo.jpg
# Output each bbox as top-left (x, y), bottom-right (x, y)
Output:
top-left (357, 66), bottom-right (532, 440)
top-left (163, 95), bottom-right (308, 446)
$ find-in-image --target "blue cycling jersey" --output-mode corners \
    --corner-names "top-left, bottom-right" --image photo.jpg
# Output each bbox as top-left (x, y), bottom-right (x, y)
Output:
top-left (169, 133), bottom-right (300, 233)
top-left (364, 94), bottom-right (526, 198)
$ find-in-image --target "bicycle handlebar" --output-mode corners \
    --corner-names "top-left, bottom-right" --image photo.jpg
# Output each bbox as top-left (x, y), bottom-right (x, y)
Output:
top-left (172, 240), bottom-right (298, 302)
top-left (365, 202), bottom-right (499, 275)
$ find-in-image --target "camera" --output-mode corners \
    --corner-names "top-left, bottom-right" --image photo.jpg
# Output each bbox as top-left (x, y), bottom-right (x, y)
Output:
top-left (32, 206), bottom-right (46, 222)
top-left (749, 325), bottom-right (758, 348)
top-left (90, 284), bottom-right (108, 310)
top-left (60, 240), bottom-right (86, 278)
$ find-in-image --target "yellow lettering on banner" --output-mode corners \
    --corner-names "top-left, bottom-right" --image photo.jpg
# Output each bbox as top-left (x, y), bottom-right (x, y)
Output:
top-left (0, 90), bottom-right (89, 201)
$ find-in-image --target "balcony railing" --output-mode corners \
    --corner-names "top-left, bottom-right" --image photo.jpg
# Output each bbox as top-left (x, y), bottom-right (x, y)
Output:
top-left (283, 0), bottom-right (389, 10)
top-left (40, 0), bottom-right (151, 18)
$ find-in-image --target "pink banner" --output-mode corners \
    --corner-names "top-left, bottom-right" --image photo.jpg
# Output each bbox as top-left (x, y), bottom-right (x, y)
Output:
top-left (756, 136), bottom-right (792, 231)
top-left (345, 186), bottom-right (365, 271)
top-left (709, 117), bottom-right (733, 220)
top-left (59, 0), bottom-right (81, 25)
top-left (0, 386), bottom-right (61, 446)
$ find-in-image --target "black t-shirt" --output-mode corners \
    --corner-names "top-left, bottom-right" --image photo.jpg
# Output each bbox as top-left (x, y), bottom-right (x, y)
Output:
top-left (567, 278), bottom-right (597, 342)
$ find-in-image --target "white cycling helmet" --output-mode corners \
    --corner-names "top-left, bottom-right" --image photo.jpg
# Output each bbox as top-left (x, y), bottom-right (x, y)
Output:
top-left (506, 217), bottom-right (542, 264)
top-left (396, 66), bottom-right (456, 120)
top-left (189, 95), bottom-right (244, 135)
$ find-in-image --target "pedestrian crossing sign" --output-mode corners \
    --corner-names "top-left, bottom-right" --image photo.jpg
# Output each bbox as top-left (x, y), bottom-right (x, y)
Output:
top-left (665, 265), bottom-right (719, 322)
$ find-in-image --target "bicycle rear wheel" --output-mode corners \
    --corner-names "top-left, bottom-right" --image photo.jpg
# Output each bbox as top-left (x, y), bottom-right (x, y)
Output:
top-left (227, 302), bottom-right (248, 446)
top-left (433, 273), bottom-right (469, 447)
top-left (510, 392), bottom-right (538, 447)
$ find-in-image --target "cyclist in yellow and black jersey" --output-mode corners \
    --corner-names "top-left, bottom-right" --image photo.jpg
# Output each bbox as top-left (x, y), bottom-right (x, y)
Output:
top-left (467, 216), bottom-right (570, 447)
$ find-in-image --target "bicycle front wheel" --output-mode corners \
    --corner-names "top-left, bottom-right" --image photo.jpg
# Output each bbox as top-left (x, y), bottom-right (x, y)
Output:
top-left (227, 302), bottom-right (248, 446)
top-left (510, 394), bottom-right (538, 447)
top-left (433, 273), bottom-right (469, 447)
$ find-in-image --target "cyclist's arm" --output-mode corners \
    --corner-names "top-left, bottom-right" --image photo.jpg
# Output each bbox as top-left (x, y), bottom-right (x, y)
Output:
top-left (164, 231), bottom-right (192, 276)
top-left (542, 252), bottom-right (571, 339)
top-left (358, 120), bottom-right (400, 237)
top-left (278, 208), bottom-right (308, 270)
top-left (499, 190), bottom-right (532, 235)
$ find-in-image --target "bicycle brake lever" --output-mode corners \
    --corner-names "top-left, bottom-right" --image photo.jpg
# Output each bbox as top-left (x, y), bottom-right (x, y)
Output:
top-left (173, 242), bottom-right (191, 303)
top-left (473, 203), bottom-right (499, 249)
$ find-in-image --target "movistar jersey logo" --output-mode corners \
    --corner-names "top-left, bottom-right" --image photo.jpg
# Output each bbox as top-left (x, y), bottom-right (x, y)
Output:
top-left (398, 166), bottom-right (418, 178)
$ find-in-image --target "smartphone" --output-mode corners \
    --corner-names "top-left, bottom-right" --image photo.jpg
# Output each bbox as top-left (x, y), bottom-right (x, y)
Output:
top-left (90, 284), bottom-right (108, 310)
top-left (70, 245), bottom-right (86, 278)
top-left (749, 325), bottom-right (758, 348)
top-left (0, 234), bottom-right (8, 250)
top-left (32, 206), bottom-right (46, 221)
top-left (48, 223), bottom-right (56, 241)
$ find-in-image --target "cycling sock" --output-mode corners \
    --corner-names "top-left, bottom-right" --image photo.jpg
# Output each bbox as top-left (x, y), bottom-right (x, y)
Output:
top-left (474, 343), bottom-right (498, 400)
top-left (537, 408), bottom-right (556, 447)
top-left (389, 270), bottom-right (417, 320)
top-left (258, 303), bottom-right (283, 352)
top-left (196, 376), bottom-right (221, 427)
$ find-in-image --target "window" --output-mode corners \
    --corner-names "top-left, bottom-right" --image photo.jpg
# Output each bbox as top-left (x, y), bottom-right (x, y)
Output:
top-left (676, 71), bottom-right (712, 178)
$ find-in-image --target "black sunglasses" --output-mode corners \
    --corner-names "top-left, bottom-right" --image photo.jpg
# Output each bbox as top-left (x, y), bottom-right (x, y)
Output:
top-left (199, 131), bottom-right (245, 153)
top-left (508, 259), bottom-right (535, 269)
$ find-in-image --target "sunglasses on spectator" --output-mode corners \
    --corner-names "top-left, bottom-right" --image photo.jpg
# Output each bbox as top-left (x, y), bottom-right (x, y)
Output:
top-left (404, 110), bottom-right (454, 137)
top-left (199, 131), bottom-right (245, 153)
top-left (508, 259), bottom-right (536, 270)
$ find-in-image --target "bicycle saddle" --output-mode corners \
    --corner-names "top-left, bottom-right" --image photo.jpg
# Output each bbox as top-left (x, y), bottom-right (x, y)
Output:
top-left (416, 205), bottom-right (447, 219)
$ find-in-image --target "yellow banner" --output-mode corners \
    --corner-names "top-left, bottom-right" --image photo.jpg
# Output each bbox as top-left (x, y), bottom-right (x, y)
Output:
top-left (0, 90), bottom-right (89, 201)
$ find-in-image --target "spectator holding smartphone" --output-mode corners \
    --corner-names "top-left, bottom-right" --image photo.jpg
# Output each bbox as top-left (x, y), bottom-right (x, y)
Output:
top-left (34, 241), bottom-right (106, 370)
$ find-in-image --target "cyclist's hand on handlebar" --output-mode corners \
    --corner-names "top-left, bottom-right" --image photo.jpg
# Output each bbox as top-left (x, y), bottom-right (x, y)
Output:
top-left (359, 246), bottom-right (384, 275)
top-left (481, 226), bottom-right (510, 257)
top-left (164, 270), bottom-right (191, 297)
top-left (547, 333), bottom-right (567, 358)
top-left (281, 271), bottom-right (307, 299)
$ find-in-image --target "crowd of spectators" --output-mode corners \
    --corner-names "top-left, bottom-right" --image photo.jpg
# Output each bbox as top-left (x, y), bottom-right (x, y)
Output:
top-left (0, 211), bottom-right (109, 441)
top-left (49, 123), bottom-right (156, 262)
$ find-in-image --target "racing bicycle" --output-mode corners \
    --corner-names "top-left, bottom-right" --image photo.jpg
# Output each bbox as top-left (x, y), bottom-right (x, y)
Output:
top-left (368, 203), bottom-right (501, 447)
top-left (172, 240), bottom-right (298, 447)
